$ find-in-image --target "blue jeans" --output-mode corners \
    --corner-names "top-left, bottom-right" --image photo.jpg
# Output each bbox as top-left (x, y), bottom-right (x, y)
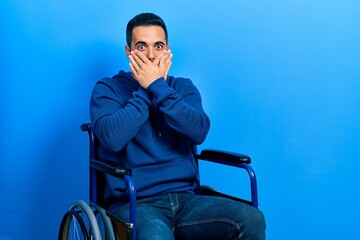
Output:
top-left (109, 191), bottom-right (266, 240)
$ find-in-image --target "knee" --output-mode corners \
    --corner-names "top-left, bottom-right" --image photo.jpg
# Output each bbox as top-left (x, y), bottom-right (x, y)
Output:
top-left (138, 219), bottom-right (174, 240)
top-left (239, 208), bottom-right (266, 240)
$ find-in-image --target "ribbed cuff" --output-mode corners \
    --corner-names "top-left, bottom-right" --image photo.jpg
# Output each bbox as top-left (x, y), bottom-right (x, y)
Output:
top-left (147, 77), bottom-right (173, 103)
top-left (133, 87), bottom-right (151, 105)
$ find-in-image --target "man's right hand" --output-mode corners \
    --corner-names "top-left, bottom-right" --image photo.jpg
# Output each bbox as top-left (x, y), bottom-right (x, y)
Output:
top-left (129, 50), bottom-right (173, 89)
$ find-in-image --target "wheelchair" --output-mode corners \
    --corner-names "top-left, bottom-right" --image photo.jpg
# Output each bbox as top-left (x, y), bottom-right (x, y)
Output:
top-left (58, 123), bottom-right (259, 240)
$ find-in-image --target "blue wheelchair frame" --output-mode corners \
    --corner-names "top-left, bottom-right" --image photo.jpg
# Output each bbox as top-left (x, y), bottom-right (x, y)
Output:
top-left (81, 123), bottom-right (259, 240)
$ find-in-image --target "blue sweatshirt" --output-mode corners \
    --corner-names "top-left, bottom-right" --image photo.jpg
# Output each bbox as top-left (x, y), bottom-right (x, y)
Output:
top-left (90, 71), bottom-right (210, 204)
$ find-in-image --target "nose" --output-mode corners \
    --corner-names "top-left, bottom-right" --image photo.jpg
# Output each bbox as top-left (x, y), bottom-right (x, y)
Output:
top-left (147, 48), bottom-right (156, 62)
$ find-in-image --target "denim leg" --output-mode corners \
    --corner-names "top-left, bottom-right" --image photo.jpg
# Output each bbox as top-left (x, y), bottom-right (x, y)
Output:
top-left (175, 194), bottom-right (266, 240)
top-left (109, 192), bottom-right (265, 240)
top-left (109, 195), bottom-right (175, 240)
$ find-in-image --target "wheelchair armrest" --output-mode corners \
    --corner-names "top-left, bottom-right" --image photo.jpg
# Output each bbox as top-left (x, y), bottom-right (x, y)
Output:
top-left (196, 150), bottom-right (259, 208)
top-left (90, 158), bottom-right (137, 234)
top-left (197, 149), bottom-right (251, 165)
top-left (90, 158), bottom-right (130, 178)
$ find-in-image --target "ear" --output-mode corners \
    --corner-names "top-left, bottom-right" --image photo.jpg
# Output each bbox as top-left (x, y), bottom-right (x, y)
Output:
top-left (125, 45), bottom-right (131, 57)
top-left (166, 44), bottom-right (170, 50)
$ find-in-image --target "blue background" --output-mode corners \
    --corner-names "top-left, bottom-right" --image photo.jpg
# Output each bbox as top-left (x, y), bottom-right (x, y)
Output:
top-left (1, 0), bottom-right (359, 239)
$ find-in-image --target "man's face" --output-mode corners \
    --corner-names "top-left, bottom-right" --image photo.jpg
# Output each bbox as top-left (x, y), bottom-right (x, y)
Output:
top-left (126, 25), bottom-right (169, 62)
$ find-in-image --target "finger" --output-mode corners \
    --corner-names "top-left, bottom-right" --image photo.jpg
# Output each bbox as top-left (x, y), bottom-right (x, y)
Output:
top-left (133, 50), bottom-right (150, 64)
top-left (154, 50), bottom-right (166, 66)
top-left (157, 52), bottom-right (166, 67)
top-left (165, 50), bottom-right (173, 66)
top-left (129, 63), bottom-right (136, 75)
top-left (163, 51), bottom-right (172, 79)
top-left (166, 60), bottom-right (172, 74)
top-left (163, 61), bottom-right (172, 80)
top-left (128, 54), bottom-right (141, 72)
top-left (130, 51), bottom-right (147, 70)
top-left (162, 50), bottom-right (172, 69)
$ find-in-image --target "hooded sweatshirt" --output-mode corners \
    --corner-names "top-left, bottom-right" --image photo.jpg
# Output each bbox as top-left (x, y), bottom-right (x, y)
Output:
top-left (90, 71), bottom-right (210, 205)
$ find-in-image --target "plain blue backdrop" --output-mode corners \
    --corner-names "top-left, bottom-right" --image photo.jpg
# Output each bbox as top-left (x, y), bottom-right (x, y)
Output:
top-left (1, 0), bottom-right (359, 239)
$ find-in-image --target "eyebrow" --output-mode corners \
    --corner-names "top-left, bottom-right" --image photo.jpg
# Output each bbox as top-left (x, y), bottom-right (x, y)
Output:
top-left (154, 41), bottom-right (166, 45)
top-left (134, 41), bottom-right (166, 46)
top-left (135, 41), bottom-right (147, 46)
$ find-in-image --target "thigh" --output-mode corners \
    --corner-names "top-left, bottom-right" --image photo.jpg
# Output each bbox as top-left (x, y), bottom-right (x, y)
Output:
top-left (110, 201), bottom-right (175, 240)
top-left (175, 195), bottom-right (266, 240)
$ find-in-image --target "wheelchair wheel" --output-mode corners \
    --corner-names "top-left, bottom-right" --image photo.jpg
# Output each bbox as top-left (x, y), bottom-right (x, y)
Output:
top-left (59, 200), bottom-right (102, 240)
top-left (91, 203), bottom-right (117, 240)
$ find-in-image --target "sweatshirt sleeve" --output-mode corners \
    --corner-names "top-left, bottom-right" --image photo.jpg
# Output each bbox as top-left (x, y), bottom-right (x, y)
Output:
top-left (147, 77), bottom-right (210, 144)
top-left (90, 80), bottom-right (151, 152)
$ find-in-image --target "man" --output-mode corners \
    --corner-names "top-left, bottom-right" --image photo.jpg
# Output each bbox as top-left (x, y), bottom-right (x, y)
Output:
top-left (90, 13), bottom-right (265, 240)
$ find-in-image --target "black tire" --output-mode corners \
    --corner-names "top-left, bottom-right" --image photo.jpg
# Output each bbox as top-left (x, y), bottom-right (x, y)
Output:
top-left (58, 210), bottom-right (90, 240)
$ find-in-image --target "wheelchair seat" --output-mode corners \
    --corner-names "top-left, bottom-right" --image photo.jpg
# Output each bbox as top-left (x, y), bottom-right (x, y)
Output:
top-left (58, 123), bottom-right (259, 240)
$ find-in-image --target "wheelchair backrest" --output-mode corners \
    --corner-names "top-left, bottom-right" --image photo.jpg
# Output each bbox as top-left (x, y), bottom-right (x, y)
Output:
top-left (81, 123), bottom-right (106, 206)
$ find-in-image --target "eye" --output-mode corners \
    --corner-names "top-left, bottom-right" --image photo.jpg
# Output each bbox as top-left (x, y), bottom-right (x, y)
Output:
top-left (155, 44), bottom-right (164, 50)
top-left (137, 45), bottom-right (146, 51)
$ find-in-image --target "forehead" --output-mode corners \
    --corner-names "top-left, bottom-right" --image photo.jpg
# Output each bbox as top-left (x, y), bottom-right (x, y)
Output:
top-left (131, 25), bottom-right (166, 44)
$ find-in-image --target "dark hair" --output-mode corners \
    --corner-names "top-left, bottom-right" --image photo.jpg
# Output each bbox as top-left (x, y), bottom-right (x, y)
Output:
top-left (126, 13), bottom-right (168, 47)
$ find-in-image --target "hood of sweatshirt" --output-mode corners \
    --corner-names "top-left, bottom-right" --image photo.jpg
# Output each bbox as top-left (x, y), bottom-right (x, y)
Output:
top-left (112, 70), bottom-right (140, 91)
